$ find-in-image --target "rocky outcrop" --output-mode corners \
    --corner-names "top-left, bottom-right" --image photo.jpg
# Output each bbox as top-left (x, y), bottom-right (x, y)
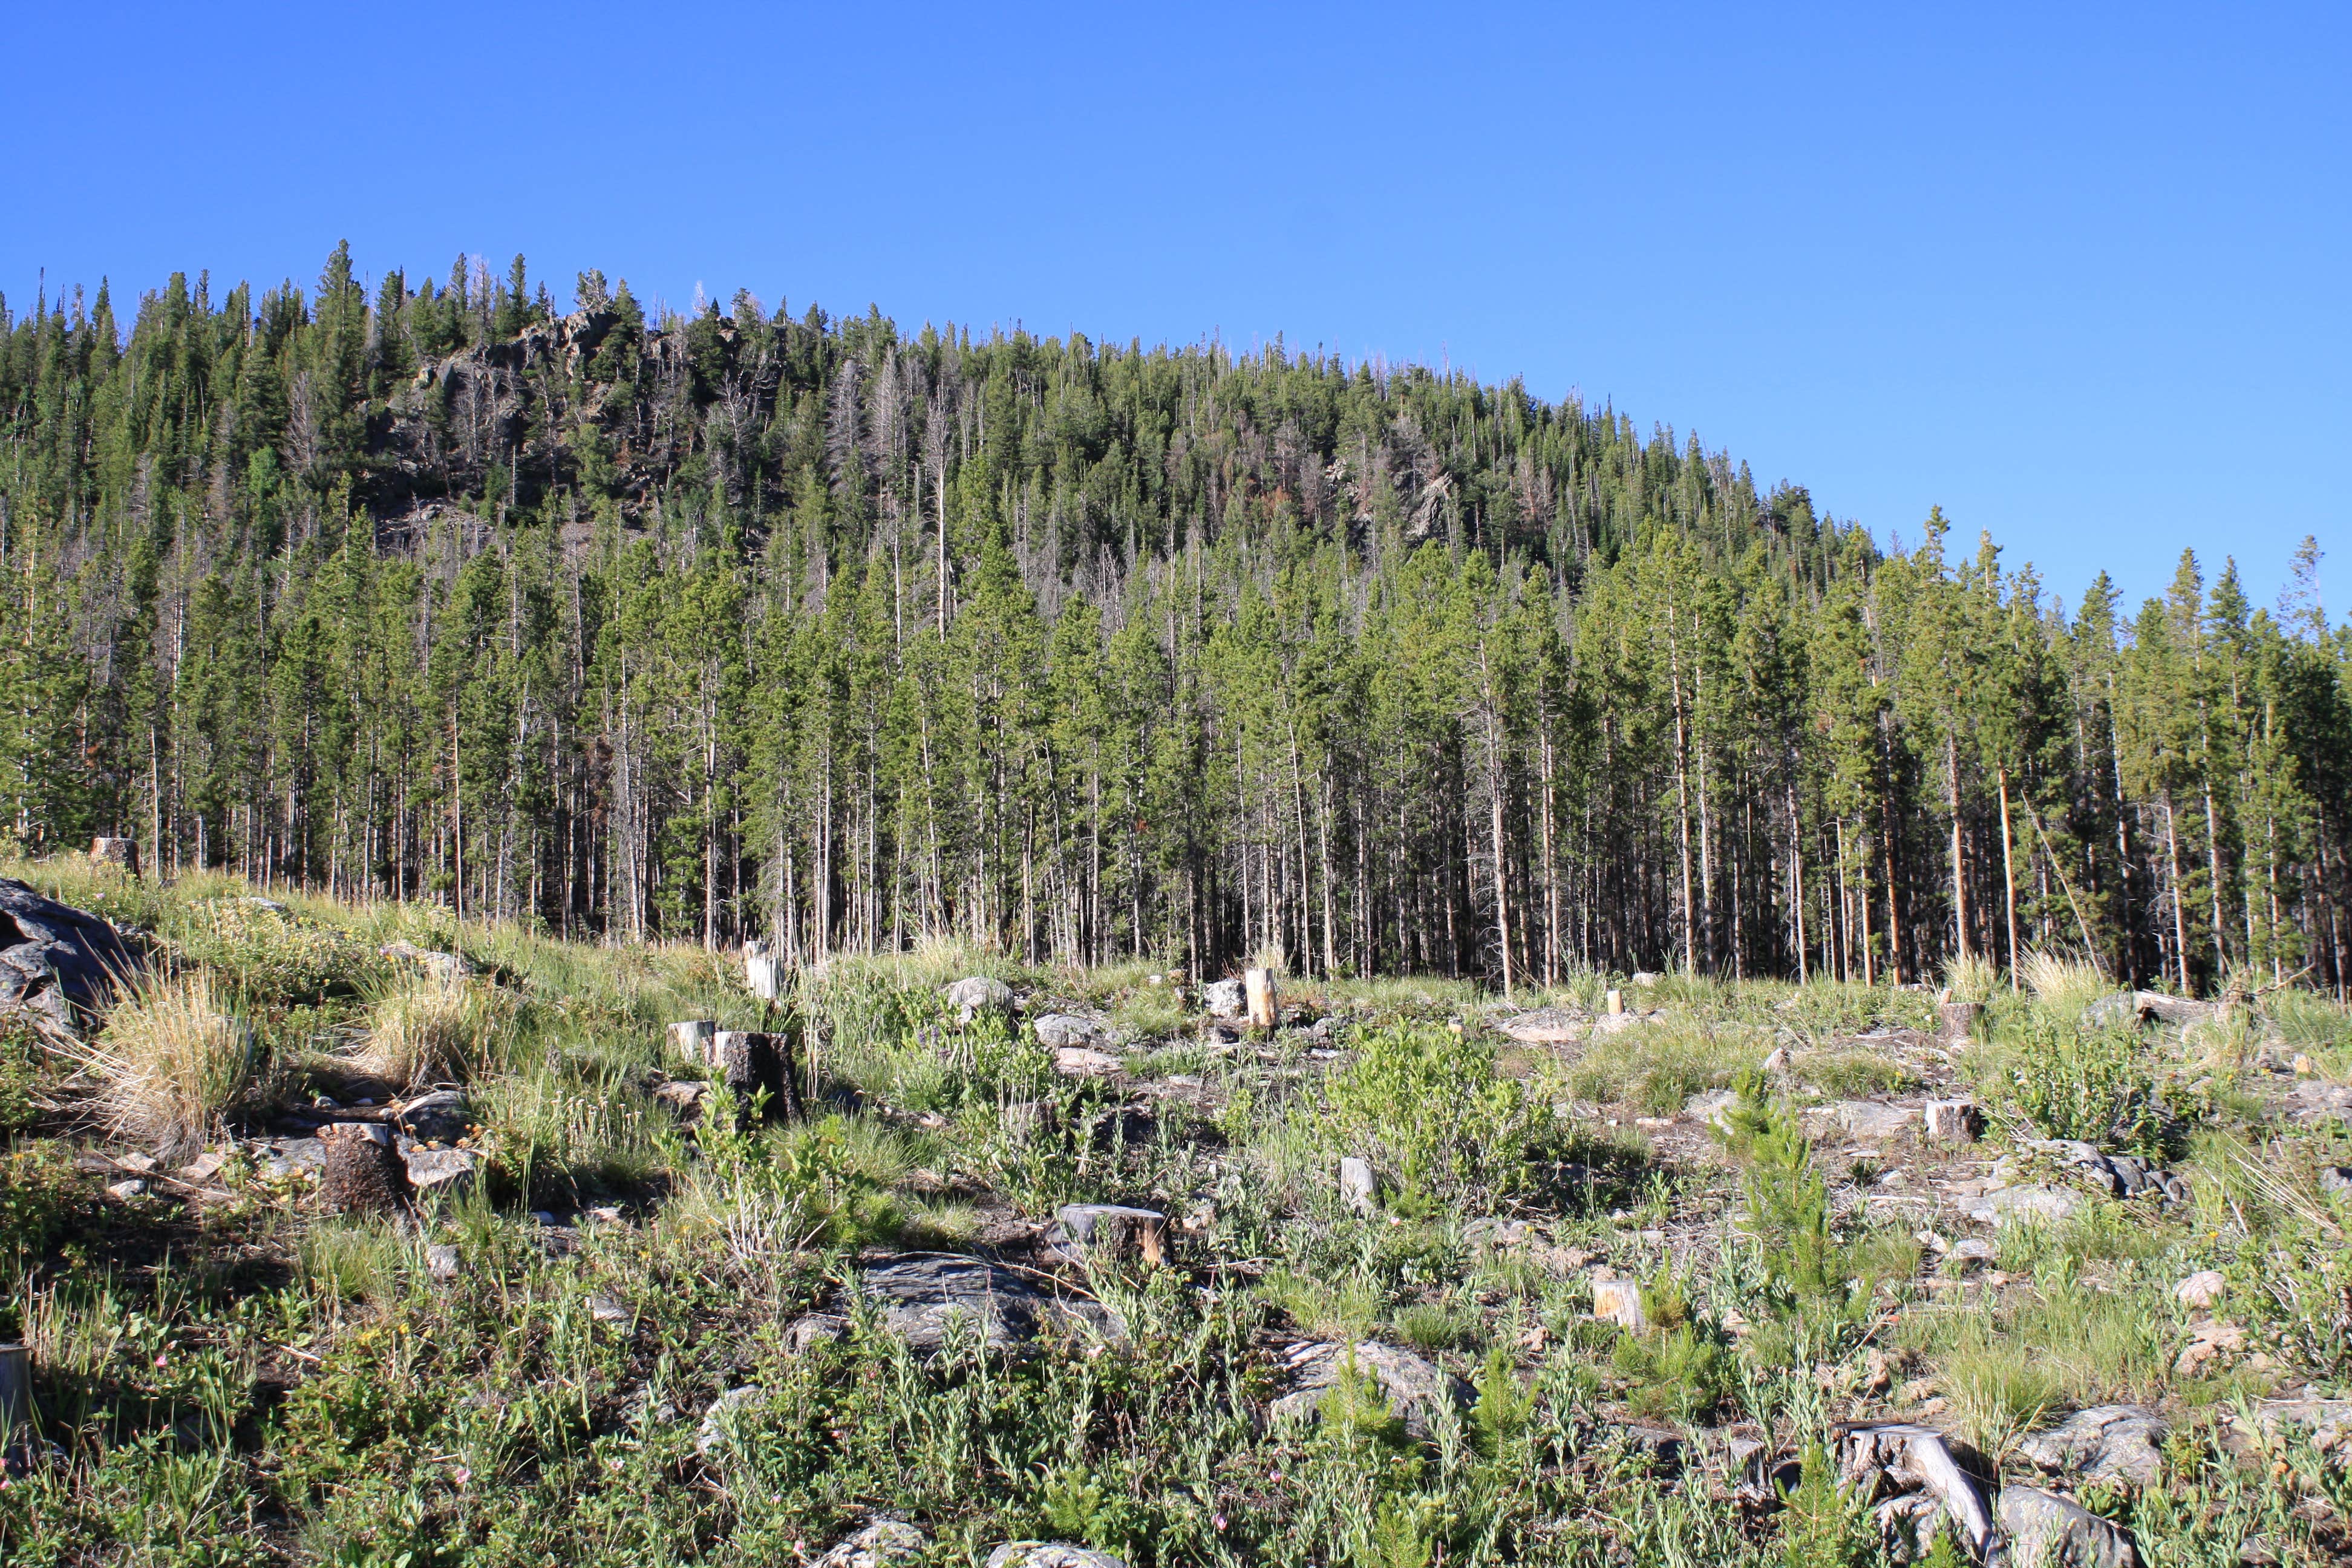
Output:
top-left (0, 878), bottom-right (138, 1029)
top-left (856, 1255), bottom-right (1124, 1350)
top-left (1270, 1341), bottom-right (1474, 1440)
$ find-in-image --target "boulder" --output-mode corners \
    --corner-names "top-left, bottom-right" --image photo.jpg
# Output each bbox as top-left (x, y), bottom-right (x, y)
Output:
top-left (1202, 979), bottom-right (1246, 1019)
top-left (318, 1123), bottom-right (407, 1214)
top-left (857, 1255), bottom-right (1123, 1351)
top-left (1049, 1204), bottom-right (1166, 1265)
top-left (424, 1244), bottom-right (462, 1281)
top-left (0, 877), bottom-right (139, 1029)
top-left (2319, 1165), bottom-right (2352, 1200)
top-left (2016, 1405), bottom-right (2167, 1488)
top-left (2173, 1270), bottom-right (2227, 1310)
top-left (983, 1547), bottom-right (1127, 1568)
top-left (1998, 1483), bottom-right (2140, 1568)
top-left (1031, 1013), bottom-right (1106, 1049)
top-left (1967, 1185), bottom-right (2080, 1227)
top-left (1835, 1423), bottom-right (1996, 1559)
top-left (402, 1146), bottom-right (479, 1198)
top-left (377, 941), bottom-right (472, 982)
top-left (1270, 1341), bottom-right (1474, 1441)
top-left (943, 976), bottom-right (1013, 1022)
top-left (1498, 1007), bottom-right (1582, 1044)
top-left (694, 1385), bottom-right (766, 1459)
top-left (814, 1521), bottom-right (930, 1568)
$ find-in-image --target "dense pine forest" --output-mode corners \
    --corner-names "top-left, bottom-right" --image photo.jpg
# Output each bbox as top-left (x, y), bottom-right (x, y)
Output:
top-left (2, 245), bottom-right (2345, 995)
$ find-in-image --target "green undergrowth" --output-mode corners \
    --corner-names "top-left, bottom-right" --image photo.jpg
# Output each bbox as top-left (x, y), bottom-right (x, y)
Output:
top-left (2, 860), bottom-right (2350, 1564)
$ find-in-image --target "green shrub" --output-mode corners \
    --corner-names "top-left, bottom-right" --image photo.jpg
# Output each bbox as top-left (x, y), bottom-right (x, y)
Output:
top-left (2001, 1021), bottom-right (2187, 1154)
top-left (1326, 1024), bottom-right (1554, 1201)
top-left (174, 899), bottom-right (382, 1004)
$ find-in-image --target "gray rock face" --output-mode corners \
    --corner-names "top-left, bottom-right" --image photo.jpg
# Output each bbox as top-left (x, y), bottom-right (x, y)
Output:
top-left (0, 878), bottom-right (137, 1028)
top-left (1202, 978), bottom-right (1247, 1019)
top-left (377, 941), bottom-right (472, 982)
top-left (1967, 1185), bottom-right (2080, 1227)
top-left (1031, 1013), bottom-right (1106, 1049)
top-left (1999, 1483), bottom-right (2141, 1568)
top-left (1050, 1204), bottom-right (1166, 1264)
top-left (2016, 1405), bottom-right (2167, 1488)
top-left (694, 1385), bottom-right (766, 1458)
top-left (813, 1521), bottom-right (929, 1567)
top-left (983, 1546), bottom-right (1128, 1568)
top-left (2320, 1165), bottom-right (2352, 1200)
top-left (402, 1147), bottom-right (479, 1198)
top-left (857, 1255), bottom-right (1123, 1350)
top-left (1820, 1100), bottom-right (1914, 1142)
top-left (1270, 1341), bottom-right (1474, 1441)
top-left (1835, 1423), bottom-right (1996, 1558)
top-left (943, 976), bottom-right (1013, 1022)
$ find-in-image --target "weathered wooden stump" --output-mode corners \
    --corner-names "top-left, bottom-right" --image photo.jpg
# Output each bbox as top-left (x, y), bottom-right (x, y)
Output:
top-left (668, 1020), bottom-right (717, 1063)
top-left (1244, 967), bottom-right (1278, 1030)
top-left (712, 1030), bottom-right (802, 1119)
top-left (742, 939), bottom-right (785, 1002)
top-left (1938, 1001), bottom-right (1983, 1042)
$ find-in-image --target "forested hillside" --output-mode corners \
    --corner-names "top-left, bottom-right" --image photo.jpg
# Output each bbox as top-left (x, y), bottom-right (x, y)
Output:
top-left (2, 246), bottom-right (2345, 993)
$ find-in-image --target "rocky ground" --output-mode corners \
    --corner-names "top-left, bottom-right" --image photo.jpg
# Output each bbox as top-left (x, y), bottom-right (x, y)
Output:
top-left (1, 860), bottom-right (2350, 1566)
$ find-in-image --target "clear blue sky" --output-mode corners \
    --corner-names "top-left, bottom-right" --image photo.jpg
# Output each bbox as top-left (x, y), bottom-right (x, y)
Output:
top-left (6, 2), bottom-right (2344, 615)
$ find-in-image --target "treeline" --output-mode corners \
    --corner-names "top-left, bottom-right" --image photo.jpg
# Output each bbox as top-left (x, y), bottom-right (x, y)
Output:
top-left (2, 246), bottom-right (2347, 995)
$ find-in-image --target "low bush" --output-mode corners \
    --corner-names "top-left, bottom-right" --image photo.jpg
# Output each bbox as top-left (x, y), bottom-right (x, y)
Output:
top-left (1325, 1024), bottom-right (1557, 1203)
top-left (172, 898), bottom-right (382, 1003)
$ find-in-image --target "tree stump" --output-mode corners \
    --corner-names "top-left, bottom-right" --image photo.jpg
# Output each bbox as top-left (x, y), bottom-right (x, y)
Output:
top-left (1938, 1001), bottom-right (1983, 1042)
top-left (711, 1030), bottom-right (802, 1119)
top-left (742, 939), bottom-right (785, 1002)
top-left (89, 837), bottom-right (140, 877)
top-left (318, 1123), bottom-right (408, 1214)
top-left (1244, 968), bottom-right (1278, 1030)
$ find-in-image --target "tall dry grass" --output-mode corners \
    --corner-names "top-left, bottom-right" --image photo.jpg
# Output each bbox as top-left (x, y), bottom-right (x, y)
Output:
top-left (75, 972), bottom-right (253, 1159)
top-left (347, 972), bottom-right (514, 1086)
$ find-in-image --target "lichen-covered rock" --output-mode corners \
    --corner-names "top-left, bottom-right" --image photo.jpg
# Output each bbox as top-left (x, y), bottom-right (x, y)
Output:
top-left (402, 1146), bottom-right (479, 1198)
top-left (1998, 1483), bottom-right (2140, 1568)
top-left (0, 878), bottom-right (137, 1029)
top-left (857, 1255), bottom-right (1124, 1350)
top-left (942, 976), bottom-right (1013, 1022)
top-left (983, 1546), bottom-right (1127, 1568)
top-left (814, 1520), bottom-right (929, 1567)
top-left (2016, 1405), bottom-right (2167, 1488)
top-left (1031, 1013), bottom-right (1106, 1049)
top-left (1270, 1341), bottom-right (1474, 1441)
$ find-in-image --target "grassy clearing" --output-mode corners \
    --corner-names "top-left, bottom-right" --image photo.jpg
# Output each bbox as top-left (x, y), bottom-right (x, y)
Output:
top-left (3, 855), bottom-right (2351, 1565)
